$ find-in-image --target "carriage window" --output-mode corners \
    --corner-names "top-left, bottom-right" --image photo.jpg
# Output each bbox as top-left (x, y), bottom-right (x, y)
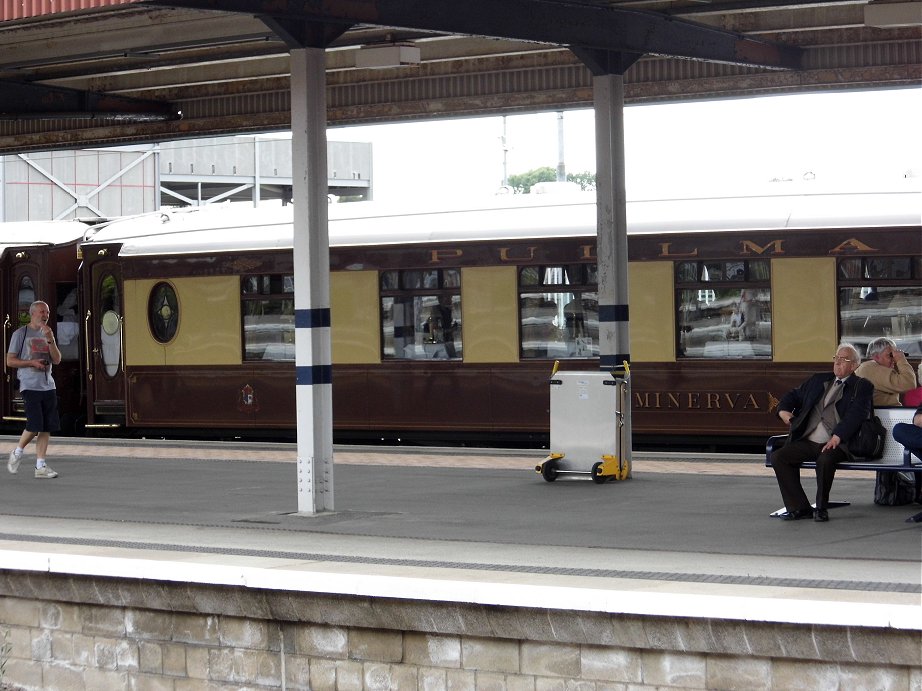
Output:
top-left (16, 275), bottom-right (36, 327)
top-left (148, 282), bottom-right (179, 344)
top-left (838, 256), bottom-right (922, 358)
top-left (381, 269), bottom-right (461, 360)
top-left (55, 284), bottom-right (80, 361)
top-left (242, 274), bottom-right (294, 361)
top-left (98, 273), bottom-right (122, 377)
top-left (519, 264), bottom-right (598, 359)
top-left (676, 260), bottom-right (771, 359)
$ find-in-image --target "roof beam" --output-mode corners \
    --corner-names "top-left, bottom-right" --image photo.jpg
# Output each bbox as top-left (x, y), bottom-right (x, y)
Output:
top-left (142, 0), bottom-right (802, 70)
top-left (0, 81), bottom-right (182, 122)
top-left (261, 17), bottom-right (352, 49)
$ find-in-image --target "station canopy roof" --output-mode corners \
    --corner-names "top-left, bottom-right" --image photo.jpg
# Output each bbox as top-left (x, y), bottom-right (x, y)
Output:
top-left (0, 0), bottom-right (919, 153)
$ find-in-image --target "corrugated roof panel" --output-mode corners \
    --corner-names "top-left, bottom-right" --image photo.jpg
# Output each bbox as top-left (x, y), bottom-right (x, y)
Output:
top-left (0, 0), bottom-right (137, 21)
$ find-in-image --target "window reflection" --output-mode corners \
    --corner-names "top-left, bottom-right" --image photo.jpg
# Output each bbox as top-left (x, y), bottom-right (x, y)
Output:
top-left (381, 269), bottom-right (462, 360)
top-left (242, 274), bottom-right (295, 361)
top-left (838, 257), bottom-right (921, 357)
top-left (148, 282), bottom-right (179, 344)
top-left (519, 265), bottom-right (598, 359)
top-left (55, 285), bottom-right (79, 361)
top-left (16, 275), bottom-right (35, 327)
top-left (98, 273), bottom-right (122, 377)
top-left (839, 289), bottom-right (922, 355)
top-left (676, 260), bottom-right (772, 359)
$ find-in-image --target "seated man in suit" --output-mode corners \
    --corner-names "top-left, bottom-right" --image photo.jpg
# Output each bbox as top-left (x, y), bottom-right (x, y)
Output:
top-left (770, 343), bottom-right (874, 522)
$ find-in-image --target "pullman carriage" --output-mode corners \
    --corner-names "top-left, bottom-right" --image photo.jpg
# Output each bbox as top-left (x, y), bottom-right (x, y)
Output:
top-left (73, 189), bottom-right (922, 447)
top-left (0, 221), bottom-right (89, 434)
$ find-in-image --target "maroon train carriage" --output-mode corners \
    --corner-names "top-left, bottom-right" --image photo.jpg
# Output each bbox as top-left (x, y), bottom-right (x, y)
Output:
top-left (0, 220), bottom-right (91, 434)
top-left (55, 188), bottom-right (922, 447)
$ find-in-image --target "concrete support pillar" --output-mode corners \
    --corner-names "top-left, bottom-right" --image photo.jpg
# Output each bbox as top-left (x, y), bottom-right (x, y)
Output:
top-left (290, 47), bottom-right (334, 514)
top-left (593, 72), bottom-right (632, 461)
top-left (593, 73), bottom-right (630, 372)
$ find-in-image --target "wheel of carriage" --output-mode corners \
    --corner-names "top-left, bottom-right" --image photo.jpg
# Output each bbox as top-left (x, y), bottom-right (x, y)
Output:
top-left (591, 462), bottom-right (607, 484)
top-left (541, 459), bottom-right (559, 482)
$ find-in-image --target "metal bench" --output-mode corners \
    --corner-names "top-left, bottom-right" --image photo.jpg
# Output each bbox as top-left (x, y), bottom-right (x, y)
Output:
top-left (764, 407), bottom-right (921, 515)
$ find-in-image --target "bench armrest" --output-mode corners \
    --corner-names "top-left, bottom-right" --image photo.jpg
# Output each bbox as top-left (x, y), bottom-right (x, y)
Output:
top-left (766, 434), bottom-right (787, 455)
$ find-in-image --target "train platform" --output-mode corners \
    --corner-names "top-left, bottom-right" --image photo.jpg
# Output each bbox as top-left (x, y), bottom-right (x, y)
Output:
top-left (0, 435), bottom-right (920, 631)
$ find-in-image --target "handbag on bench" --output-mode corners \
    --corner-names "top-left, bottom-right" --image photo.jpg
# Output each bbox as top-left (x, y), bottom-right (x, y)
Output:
top-left (849, 412), bottom-right (886, 459)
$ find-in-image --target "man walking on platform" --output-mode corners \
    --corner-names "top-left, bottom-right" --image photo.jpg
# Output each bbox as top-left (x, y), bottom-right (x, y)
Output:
top-left (770, 343), bottom-right (873, 522)
top-left (6, 300), bottom-right (62, 479)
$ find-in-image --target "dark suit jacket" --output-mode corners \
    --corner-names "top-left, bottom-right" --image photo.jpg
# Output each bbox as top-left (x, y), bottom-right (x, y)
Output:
top-left (779, 373), bottom-right (874, 451)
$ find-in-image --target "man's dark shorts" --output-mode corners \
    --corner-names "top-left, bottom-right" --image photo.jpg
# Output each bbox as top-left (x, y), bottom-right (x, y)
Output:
top-left (22, 389), bottom-right (61, 434)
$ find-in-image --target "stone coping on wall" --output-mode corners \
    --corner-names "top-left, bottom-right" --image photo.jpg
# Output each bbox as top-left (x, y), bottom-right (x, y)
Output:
top-left (0, 566), bottom-right (920, 673)
top-left (1, 542), bottom-right (919, 634)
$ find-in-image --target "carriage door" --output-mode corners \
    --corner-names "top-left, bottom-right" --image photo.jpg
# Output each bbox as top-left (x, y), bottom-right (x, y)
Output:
top-left (84, 258), bottom-right (125, 426)
top-left (2, 263), bottom-right (38, 423)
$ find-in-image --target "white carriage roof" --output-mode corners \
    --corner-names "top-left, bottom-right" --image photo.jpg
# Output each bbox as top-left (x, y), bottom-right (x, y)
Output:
top-left (0, 220), bottom-right (90, 257)
top-left (79, 186), bottom-right (922, 257)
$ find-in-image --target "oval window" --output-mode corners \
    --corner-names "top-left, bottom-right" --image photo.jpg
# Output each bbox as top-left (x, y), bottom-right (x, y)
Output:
top-left (148, 282), bottom-right (179, 343)
top-left (98, 273), bottom-right (122, 377)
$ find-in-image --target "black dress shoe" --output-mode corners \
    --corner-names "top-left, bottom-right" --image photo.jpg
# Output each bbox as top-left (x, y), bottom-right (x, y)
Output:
top-left (781, 508), bottom-right (813, 521)
top-left (814, 508), bottom-right (829, 522)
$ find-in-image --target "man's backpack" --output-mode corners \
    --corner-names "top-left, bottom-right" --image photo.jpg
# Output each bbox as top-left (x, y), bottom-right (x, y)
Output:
top-left (873, 471), bottom-right (918, 506)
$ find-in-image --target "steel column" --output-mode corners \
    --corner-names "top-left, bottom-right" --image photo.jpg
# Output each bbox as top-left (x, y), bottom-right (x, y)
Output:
top-left (593, 72), bottom-right (632, 460)
top-left (291, 47), bottom-right (334, 514)
top-left (594, 74), bottom-right (630, 372)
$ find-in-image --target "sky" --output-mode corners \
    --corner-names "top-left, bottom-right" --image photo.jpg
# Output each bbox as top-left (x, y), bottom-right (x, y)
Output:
top-left (325, 87), bottom-right (922, 202)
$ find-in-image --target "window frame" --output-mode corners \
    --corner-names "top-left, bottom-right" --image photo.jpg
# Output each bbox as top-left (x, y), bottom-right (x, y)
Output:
top-left (518, 264), bottom-right (599, 360)
top-left (674, 258), bottom-right (772, 360)
top-left (241, 273), bottom-right (295, 362)
top-left (836, 255), bottom-right (922, 357)
top-left (379, 268), bottom-right (462, 361)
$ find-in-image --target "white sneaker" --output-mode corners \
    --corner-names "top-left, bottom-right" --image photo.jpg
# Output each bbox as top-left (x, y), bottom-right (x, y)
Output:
top-left (34, 466), bottom-right (58, 479)
top-left (7, 450), bottom-right (21, 474)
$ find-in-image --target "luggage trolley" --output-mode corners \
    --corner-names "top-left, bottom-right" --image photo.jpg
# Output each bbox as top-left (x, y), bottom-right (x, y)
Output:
top-left (536, 362), bottom-right (632, 483)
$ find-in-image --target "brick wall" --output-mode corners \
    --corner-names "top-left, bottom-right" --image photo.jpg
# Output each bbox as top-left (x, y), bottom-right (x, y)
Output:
top-left (0, 570), bottom-right (919, 690)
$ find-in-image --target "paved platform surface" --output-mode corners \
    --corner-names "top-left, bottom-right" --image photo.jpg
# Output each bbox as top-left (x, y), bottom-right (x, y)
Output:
top-left (0, 436), bottom-right (920, 629)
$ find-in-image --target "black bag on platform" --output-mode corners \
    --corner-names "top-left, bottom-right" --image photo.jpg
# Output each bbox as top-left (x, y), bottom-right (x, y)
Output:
top-left (873, 471), bottom-right (916, 506)
top-left (849, 414), bottom-right (886, 459)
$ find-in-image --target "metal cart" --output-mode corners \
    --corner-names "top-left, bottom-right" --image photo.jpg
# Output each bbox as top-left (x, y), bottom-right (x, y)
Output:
top-left (536, 362), bottom-right (632, 483)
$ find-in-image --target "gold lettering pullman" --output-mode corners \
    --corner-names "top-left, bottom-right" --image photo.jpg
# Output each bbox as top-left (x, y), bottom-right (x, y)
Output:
top-left (429, 248), bottom-right (464, 264)
top-left (419, 236), bottom-right (883, 264)
top-left (498, 246), bottom-right (538, 262)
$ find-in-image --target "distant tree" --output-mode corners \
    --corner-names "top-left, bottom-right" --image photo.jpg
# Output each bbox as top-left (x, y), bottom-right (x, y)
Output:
top-left (567, 171), bottom-right (596, 192)
top-left (507, 167), bottom-right (596, 193)
top-left (507, 167), bottom-right (556, 194)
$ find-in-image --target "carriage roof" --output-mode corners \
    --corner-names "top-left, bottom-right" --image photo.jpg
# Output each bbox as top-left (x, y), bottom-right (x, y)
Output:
top-left (78, 187), bottom-right (922, 257)
top-left (0, 220), bottom-right (90, 257)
